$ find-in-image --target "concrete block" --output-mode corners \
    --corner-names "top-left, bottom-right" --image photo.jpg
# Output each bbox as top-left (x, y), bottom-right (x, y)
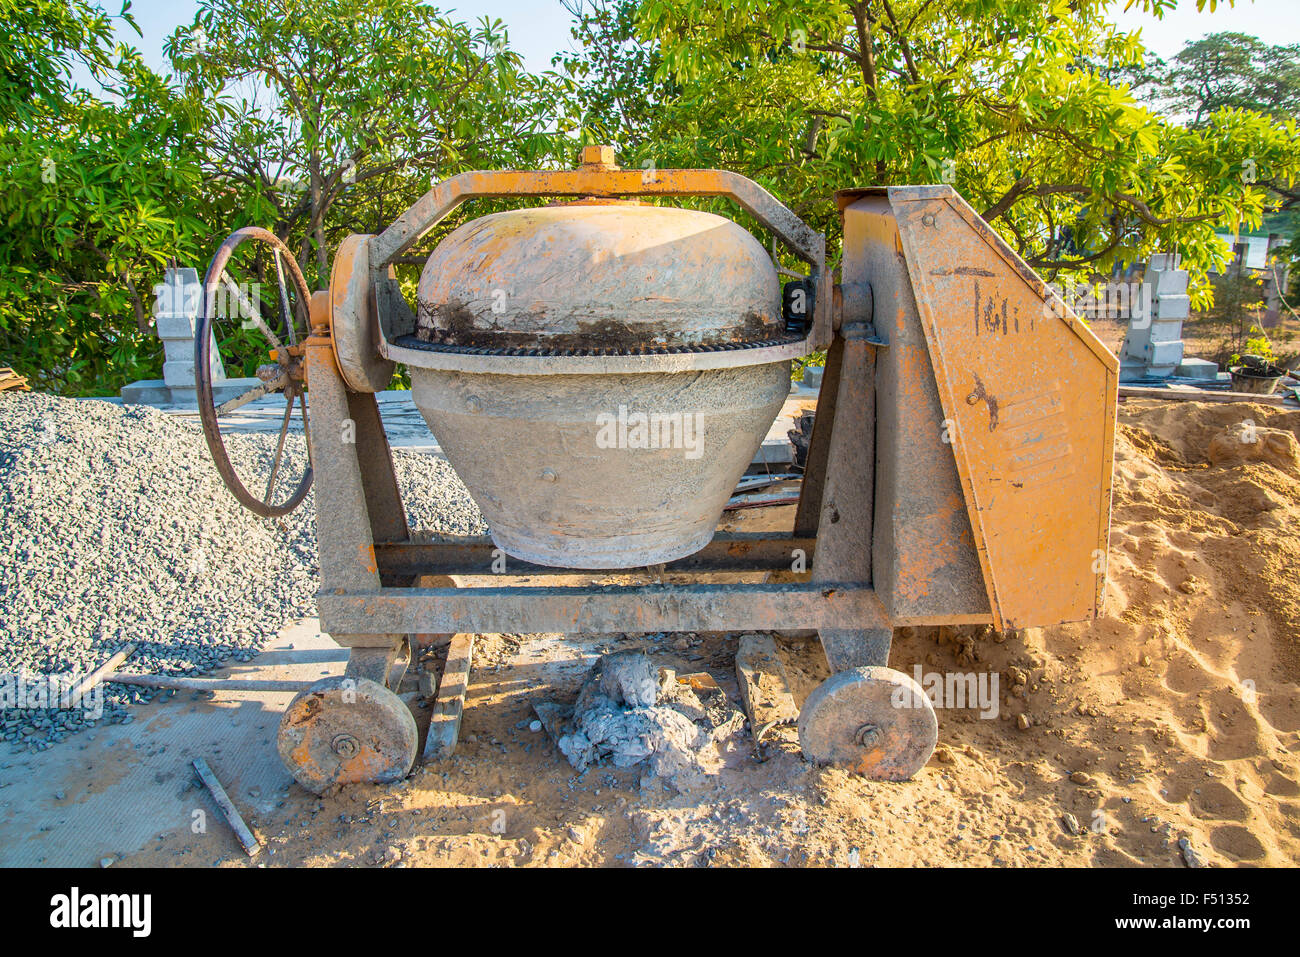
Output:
top-left (155, 312), bottom-right (198, 339)
top-left (1147, 270), bottom-right (1190, 297)
top-left (163, 358), bottom-right (203, 388)
top-left (1180, 356), bottom-right (1216, 379)
top-left (161, 338), bottom-right (198, 363)
top-left (1176, 358), bottom-right (1219, 380)
top-left (1153, 294), bottom-right (1190, 319)
top-left (1146, 340), bottom-right (1185, 367)
top-left (120, 380), bottom-right (171, 405)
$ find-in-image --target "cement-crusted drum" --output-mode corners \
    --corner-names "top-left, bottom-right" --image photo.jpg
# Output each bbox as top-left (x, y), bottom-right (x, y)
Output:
top-left (405, 203), bottom-right (793, 569)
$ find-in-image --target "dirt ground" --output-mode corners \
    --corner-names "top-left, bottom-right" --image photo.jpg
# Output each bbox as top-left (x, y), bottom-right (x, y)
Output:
top-left (121, 399), bottom-right (1300, 868)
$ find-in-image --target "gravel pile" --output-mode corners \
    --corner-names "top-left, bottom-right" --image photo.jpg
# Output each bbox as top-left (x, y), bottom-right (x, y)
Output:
top-left (0, 391), bottom-right (484, 753)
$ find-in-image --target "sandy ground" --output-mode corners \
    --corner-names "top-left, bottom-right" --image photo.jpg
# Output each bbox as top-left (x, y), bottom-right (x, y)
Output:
top-left (113, 399), bottom-right (1300, 868)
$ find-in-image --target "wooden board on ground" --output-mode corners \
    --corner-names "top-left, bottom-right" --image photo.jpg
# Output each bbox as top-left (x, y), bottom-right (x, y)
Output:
top-left (735, 633), bottom-right (799, 745)
top-left (1119, 385), bottom-right (1290, 405)
top-left (192, 757), bottom-right (261, 857)
top-left (70, 643), bottom-right (136, 702)
top-left (423, 633), bottom-right (475, 762)
top-left (0, 367), bottom-right (30, 392)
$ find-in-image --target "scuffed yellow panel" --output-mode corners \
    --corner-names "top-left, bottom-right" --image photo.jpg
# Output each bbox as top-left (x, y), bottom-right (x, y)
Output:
top-left (888, 186), bottom-right (1117, 630)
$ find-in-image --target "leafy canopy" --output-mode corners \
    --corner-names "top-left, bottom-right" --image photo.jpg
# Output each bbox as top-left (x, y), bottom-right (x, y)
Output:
top-left (563, 0), bottom-right (1300, 306)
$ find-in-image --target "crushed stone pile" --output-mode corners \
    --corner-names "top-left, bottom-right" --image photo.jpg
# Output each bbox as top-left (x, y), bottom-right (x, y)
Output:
top-left (0, 392), bottom-right (484, 753)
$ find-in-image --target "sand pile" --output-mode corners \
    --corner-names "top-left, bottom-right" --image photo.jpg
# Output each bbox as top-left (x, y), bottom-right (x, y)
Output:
top-left (119, 399), bottom-right (1300, 868)
top-left (984, 398), bottom-right (1300, 864)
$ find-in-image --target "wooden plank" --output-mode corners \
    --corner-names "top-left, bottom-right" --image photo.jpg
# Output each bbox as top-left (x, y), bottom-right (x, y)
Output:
top-left (1119, 385), bottom-right (1290, 405)
top-left (423, 633), bottom-right (475, 763)
top-left (192, 758), bottom-right (261, 857)
top-left (735, 633), bottom-right (799, 745)
top-left (0, 367), bottom-right (30, 392)
top-left (106, 673), bottom-right (311, 693)
top-left (68, 643), bottom-right (136, 703)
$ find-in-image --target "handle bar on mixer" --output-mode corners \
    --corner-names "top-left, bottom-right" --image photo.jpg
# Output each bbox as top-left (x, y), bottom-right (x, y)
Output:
top-left (367, 166), bottom-right (832, 349)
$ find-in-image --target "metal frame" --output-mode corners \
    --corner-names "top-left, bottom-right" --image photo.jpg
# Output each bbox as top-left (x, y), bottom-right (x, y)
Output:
top-left (306, 326), bottom-right (893, 662)
top-left (308, 156), bottom-right (896, 687)
top-left (364, 163), bottom-right (834, 371)
top-left (303, 171), bottom-right (1116, 775)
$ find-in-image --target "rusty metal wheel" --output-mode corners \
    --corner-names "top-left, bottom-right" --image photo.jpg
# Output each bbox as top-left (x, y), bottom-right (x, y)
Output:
top-left (798, 665), bottom-right (937, 780)
top-left (196, 227), bottom-right (313, 518)
top-left (277, 676), bottom-right (418, 794)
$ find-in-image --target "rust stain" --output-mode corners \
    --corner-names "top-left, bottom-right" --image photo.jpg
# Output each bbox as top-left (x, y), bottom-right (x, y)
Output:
top-left (967, 371), bottom-right (999, 432)
top-left (848, 746), bottom-right (886, 775)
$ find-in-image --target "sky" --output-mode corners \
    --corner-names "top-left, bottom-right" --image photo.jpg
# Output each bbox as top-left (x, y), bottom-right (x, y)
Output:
top-left (1106, 0), bottom-right (1300, 57)
top-left (80, 0), bottom-right (1300, 88)
top-left (88, 0), bottom-right (581, 80)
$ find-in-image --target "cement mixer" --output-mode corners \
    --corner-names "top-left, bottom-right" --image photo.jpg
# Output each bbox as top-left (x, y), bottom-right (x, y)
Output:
top-left (195, 146), bottom-right (1118, 793)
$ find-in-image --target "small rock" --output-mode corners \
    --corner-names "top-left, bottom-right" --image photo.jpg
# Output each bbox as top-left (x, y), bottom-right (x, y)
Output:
top-left (1061, 813), bottom-right (1080, 835)
top-left (1070, 771), bottom-right (1092, 785)
top-left (99, 856), bottom-right (115, 868)
top-left (1015, 714), bottom-right (1030, 731)
top-left (1178, 836), bottom-right (1203, 868)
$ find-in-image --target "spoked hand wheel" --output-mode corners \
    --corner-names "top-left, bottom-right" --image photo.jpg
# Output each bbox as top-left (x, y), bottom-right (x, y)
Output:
top-left (196, 227), bottom-right (314, 518)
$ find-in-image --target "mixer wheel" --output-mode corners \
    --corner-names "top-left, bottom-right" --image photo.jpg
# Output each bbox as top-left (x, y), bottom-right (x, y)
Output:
top-left (197, 226), bottom-right (314, 518)
top-left (798, 666), bottom-right (937, 780)
top-left (277, 676), bottom-right (417, 794)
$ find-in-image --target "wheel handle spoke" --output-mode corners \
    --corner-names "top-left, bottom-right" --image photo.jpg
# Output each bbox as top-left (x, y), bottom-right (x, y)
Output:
top-left (273, 247), bottom-right (297, 346)
top-left (263, 385), bottom-right (297, 502)
top-left (196, 225), bottom-right (314, 518)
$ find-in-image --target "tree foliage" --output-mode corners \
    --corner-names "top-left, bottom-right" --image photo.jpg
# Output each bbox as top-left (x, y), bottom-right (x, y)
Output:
top-left (0, 1), bottom-right (220, 394)
top-left (565, 0), bottom-right (1300, 306)
top-left (1155, 32), bottom-right (1300, 125)
top-left (4, 0), bottom-right (1300, 394)
top-left (167, 0), bottom-right (563, 288)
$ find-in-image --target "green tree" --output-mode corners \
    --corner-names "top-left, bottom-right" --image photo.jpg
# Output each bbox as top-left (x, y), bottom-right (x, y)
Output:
top-left (1158, 32), bottom-right (1300, 126)
top-left (0, 0), bottom-right (120, 123)
top-left (556, 0), bottom-right (666, 146)
top-left (563, 0), bottom-right (1300, 306)
top-left (167, 0), bottom-right (563, 287)
top-left (0, 2), bottom-right (220, 394)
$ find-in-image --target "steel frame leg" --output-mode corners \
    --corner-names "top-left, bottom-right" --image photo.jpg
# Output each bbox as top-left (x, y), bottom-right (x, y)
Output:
top-left (805, 325), bottom-right (893, 672)
top-left (306, 336), bottom-right (406, 671)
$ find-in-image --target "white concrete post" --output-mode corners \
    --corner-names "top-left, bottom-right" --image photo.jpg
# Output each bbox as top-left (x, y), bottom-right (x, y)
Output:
top-left (155, 268), bottom-right (224, 401)
top-left (1119, 253), bottom-right (1193, 381)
